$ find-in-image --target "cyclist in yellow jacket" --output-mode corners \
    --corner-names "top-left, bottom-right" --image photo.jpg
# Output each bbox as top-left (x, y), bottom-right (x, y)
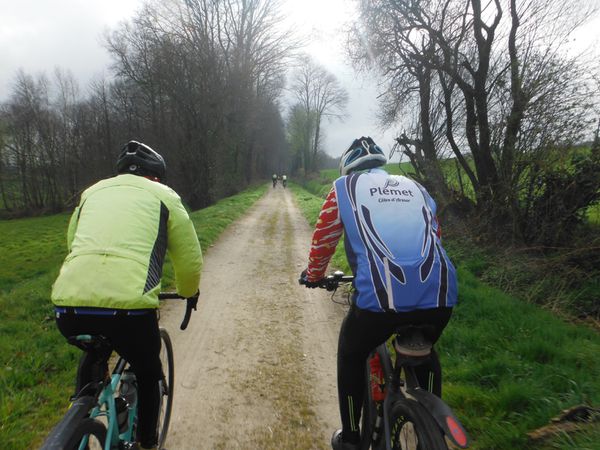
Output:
top-left (52, 140), bottom-right (203, 450)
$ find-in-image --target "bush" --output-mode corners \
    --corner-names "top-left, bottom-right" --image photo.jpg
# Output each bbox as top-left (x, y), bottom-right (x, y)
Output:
top-left (520, 150), bottom-right (600, 246)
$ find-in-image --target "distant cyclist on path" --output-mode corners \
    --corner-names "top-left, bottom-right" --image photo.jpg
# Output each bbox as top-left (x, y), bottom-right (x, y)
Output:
top-left (272, 173), bottom-right (278, 188)
top-left (300, 136), bottom-right (458, 450)
top-left (51, 140), bottom-right (203, 450)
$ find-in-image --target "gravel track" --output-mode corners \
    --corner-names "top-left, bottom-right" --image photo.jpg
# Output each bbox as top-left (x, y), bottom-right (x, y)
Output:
top-left (158, 187), bottom-right (348, 449)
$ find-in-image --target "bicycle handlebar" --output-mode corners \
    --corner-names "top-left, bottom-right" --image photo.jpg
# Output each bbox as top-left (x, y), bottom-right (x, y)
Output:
top-left (158, 292), bottom-right (185, 300)
top-left (299, 271), bottom-right (354, 291)
top-left (158, 291), bottom-right (199, 331)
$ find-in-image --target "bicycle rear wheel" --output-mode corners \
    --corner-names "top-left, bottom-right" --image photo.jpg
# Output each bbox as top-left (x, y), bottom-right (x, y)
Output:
top-left (157, 327), bottom-right (174, 447)
top-left (65, 418), bottom-right (106, 450)
top-left (389, 398), bottom-right (447, 450)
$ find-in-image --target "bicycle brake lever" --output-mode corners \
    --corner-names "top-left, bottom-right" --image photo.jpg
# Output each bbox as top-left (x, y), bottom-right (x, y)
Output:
top-left (180, 293), bottom-right (199, 331)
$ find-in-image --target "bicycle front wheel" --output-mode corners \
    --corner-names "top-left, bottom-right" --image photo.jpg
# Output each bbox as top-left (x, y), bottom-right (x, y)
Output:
top-left (157, 327), bottom-right (174, 447)
top-left (65, 418), bottom-right (106, 450)
top-left (389, 398), bottom-right (447, 450)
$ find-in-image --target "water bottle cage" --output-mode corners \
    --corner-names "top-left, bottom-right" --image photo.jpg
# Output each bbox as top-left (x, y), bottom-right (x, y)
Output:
top-left (119, 370), bottom-right (138, 409)
top-left (115, 397), bottom-right (130, 433)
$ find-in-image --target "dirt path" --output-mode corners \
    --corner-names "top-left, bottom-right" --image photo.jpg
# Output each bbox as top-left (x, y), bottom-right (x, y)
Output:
top-left (158, 186), bottom-right (348, 449)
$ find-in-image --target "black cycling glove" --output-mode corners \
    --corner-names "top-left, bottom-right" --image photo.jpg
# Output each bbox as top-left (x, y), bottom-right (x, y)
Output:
top-left (188, 290), bottom-right (200, 310)
top-left (299, 269), bottom-right (322, 288)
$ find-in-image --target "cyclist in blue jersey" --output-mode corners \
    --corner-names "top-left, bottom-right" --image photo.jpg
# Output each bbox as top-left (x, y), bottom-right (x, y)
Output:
top-left (300, 136), bottom-right (458, 450)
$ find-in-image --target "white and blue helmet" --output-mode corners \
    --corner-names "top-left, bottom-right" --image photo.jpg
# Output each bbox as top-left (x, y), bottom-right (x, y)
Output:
top-left (339, 136), bottom-right (387, 175)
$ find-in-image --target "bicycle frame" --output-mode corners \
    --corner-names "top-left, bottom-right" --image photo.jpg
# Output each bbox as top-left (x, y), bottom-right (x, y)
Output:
top-left (79, 357), bottom-right (137, 450)
top-left (300, 272), bottom-right (468, 448)
top-left (43, 293), bottom-right (191, 450)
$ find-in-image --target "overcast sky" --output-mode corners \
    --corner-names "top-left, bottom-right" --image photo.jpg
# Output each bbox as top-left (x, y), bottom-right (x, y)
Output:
top-left (1, 0), bottom-right (599, 159)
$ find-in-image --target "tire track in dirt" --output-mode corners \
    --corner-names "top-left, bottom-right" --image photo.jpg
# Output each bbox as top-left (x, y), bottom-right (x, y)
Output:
top-left (158, 187), bottom-right (348, 449)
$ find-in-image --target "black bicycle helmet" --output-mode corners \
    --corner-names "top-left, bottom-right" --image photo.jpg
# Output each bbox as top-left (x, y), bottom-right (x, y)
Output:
top-left (116, 140), bottom-right (166, 180)
top-left (339, 136), bottom-right (387, 175)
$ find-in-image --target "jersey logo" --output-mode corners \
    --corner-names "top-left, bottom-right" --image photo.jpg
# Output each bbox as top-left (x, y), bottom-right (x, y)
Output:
top-left (383, 177), bottom-right (400, 190)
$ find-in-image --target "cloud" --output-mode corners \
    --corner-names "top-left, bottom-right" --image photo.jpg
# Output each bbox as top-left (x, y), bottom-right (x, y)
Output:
top-left (0, 0), bottom-right (141, 98)
top-left (0, 0), bottom-right (400, 159)
top-left (281, 0), bottom-right (398, 157)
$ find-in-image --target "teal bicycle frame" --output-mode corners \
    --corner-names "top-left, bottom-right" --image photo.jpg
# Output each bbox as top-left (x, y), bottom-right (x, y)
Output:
top-left (43, 292), bottom-right (192, 450)
top-left (79, 348), bottom-right (137, 450)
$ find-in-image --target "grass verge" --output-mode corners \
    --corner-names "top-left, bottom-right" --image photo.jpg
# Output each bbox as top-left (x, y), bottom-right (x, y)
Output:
top-left (0, 183), bottom-right (267, 450)
top-left (290, 183), bottom-right (600, 449)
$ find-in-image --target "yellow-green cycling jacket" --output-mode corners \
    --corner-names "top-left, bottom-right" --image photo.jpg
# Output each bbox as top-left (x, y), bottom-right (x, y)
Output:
top-left (52, 174), bottom-right (203, 310)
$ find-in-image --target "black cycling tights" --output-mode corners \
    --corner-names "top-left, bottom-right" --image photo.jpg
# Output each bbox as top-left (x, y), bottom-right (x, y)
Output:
top-left (337, 305), bottom-right (453, 444)
top-left (56, 312), bottom-right (162, 448)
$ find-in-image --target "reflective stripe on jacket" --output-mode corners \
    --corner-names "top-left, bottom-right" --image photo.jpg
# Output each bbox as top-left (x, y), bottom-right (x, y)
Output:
top-left (51, 174), bottom-right (202, 310)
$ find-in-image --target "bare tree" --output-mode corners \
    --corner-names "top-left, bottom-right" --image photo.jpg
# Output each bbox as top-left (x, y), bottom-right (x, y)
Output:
top-left (103, 0), bottom-right (296, 207)
top-left (351, 0), bottom-right (599, 241)
top-left (286, 103), bottom-right (315, 175)
top-left (289, 55), bottom-right (348, 173)
top-left (0, 0), bottom-right (296, 215)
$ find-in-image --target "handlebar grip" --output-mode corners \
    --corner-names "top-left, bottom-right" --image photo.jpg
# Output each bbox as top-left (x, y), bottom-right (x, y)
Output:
top-left (299, 273), bottom-right (354, 290)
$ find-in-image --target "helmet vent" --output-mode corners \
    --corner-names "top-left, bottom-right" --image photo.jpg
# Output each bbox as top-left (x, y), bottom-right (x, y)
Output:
top-left (340, 136), bottom-right (387, 175)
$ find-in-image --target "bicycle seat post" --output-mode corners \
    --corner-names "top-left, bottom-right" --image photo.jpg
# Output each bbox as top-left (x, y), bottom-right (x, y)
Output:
top-left (388, 360), bottom-right (404, 393)
top-left (391, 326), bottom-right (434, 391)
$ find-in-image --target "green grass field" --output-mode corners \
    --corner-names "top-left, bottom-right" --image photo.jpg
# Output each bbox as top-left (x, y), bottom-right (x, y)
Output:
top-left (2, 178), bottom-right (599, 449)
top-left (0, 183), bottom-right (267, 450)
top-left (290, 182), bottom-right (600, 450)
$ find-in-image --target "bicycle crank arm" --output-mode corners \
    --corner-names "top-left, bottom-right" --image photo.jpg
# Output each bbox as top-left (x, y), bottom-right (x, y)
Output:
top-left (407, 388), bottom-right (469, 448)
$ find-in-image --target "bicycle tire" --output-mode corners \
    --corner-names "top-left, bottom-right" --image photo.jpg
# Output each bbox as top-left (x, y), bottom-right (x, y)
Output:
top-left (362, 395), bottom-right (385, 450)
top-left (64, 418), bottom-right (106, 450)
top-left (389, 398), bottom-right (447, 450)
top-left (157, 327), bottom-right (174, 448)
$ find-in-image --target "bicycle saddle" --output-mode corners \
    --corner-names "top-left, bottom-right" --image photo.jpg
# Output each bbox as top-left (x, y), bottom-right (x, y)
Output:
top-left (393, 326), bottom-right (433, 357)
top-left (67, 334), bottom-right (112, 352)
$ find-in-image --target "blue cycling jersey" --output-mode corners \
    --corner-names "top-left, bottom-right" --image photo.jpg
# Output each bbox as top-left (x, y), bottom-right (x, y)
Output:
top-left (334, 169), bottom-right (458, 312)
